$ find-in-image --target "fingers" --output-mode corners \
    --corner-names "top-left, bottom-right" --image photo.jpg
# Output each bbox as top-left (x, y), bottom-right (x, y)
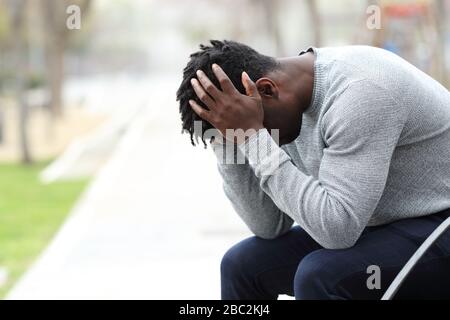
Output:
top-left (189, 99), bottom-right (211, 122)
top-left (241, 71), bottom-right (258, 97)
top-left (211, 64), bottom-right (237, 93)
top-left (196, 70), bottom-right (221, 100)
top-left (190, 78), bottom-right (216, 110)
top-left (194, 64), bottom-right (238, 99)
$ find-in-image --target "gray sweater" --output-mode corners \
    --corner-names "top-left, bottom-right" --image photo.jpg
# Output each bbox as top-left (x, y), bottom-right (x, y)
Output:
top-left (213, 45), bottom-right (450, 249)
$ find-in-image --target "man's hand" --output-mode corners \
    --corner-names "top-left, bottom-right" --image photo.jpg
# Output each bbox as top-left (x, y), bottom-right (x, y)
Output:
top-left (189, 64), bottom-right (264, 143)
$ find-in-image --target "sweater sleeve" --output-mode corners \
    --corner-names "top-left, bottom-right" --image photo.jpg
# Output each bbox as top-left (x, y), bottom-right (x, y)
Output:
top-left (239, 81), bottom-right (407, 249)
top-left (212, 140), bottom-right (294, 239)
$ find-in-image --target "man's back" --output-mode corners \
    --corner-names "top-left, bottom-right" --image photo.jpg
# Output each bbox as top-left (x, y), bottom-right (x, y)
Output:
top-left (291, 45), bottom-right (450, 225)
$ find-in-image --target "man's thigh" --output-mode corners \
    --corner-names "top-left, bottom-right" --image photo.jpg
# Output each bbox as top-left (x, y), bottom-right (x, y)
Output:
top-left (295, 211), bottom-right (450, 299)
top-left (222, 226), bottom-right (322, 298)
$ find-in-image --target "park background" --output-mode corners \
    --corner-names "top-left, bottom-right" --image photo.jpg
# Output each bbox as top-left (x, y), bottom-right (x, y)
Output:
top-left (0, 0), bottom-right (449, 299)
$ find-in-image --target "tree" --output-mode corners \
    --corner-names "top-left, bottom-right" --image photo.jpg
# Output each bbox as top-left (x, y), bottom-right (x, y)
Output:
top-left (41, 0), bottom-right (91, 117)
top-left (7, 0), bottom-right (32, 164)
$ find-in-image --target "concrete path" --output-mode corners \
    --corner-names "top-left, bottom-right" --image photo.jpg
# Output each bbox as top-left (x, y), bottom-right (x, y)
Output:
top-left (7, 76), bottom-right (249, 299)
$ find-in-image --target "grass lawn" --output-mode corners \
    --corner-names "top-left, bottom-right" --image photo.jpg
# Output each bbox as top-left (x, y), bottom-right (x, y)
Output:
top-left (0, 161), bottom-right (89, 298)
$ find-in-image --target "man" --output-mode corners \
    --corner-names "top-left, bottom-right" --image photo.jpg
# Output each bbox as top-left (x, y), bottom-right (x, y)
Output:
top-left (176, 40), bottom-right (450, 299)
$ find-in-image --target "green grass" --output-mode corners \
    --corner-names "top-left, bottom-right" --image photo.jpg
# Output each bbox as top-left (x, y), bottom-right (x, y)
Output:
top-left (0, 161), bottom-right (89, 298)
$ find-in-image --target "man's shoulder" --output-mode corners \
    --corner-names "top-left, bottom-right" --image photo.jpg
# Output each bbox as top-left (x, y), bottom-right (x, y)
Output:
top-left (315, 45), bottom-right (390, 61)
top-left (320, 79), bottom-right (406, 135)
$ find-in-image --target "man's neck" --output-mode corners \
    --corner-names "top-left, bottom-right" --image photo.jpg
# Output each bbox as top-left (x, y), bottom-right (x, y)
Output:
top-left (277, 52), bottom-right (315, 113)
top-left (272, 53), bottom-right (315, 145)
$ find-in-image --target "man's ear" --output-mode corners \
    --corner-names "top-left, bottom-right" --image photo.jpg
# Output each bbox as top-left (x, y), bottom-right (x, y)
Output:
top-left (255, 78), bottom-right (278, 98)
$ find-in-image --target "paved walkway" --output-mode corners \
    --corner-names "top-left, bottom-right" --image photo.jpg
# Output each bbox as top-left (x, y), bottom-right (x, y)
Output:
top-left (7, 77), bottom-right (249, 299)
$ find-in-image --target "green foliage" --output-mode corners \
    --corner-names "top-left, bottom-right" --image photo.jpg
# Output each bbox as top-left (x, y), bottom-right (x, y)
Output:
top-left (0, 161), bottom-right (89, 298)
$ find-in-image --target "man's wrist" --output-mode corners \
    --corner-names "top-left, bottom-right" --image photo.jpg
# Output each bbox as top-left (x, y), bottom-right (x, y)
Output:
top-left (232, 124), bottom-right (265, 145)
top-left (237, 128), bottom-right (289, 177)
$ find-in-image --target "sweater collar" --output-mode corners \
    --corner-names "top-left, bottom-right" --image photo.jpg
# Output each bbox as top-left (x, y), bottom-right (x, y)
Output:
top-left (299, 47), bottom-right (325, 116)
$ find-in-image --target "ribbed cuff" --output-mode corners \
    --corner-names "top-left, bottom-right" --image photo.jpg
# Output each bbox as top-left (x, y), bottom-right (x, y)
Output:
top-left (237, 129), bottom-right (289, 177)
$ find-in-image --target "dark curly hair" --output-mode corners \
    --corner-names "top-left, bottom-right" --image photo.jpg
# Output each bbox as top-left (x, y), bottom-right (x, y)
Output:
top-left (176, 40), bottom-right (278, 146)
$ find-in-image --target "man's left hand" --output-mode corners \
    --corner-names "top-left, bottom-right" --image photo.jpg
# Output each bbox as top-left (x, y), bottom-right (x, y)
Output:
top-left (189, 64), bottom-right (264, 143)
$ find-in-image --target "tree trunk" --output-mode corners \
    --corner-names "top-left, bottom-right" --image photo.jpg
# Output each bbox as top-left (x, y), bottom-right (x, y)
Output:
top-left (42, 0), bottom-right (66, 117)
top-left (47, 40), bottom-right (64, 117)
top-left (18, 67), bottom-right (32, 164)
top-left (9, 0), bottom-right (32, 164)
top-left (41, 0), bottom-right (92, 117)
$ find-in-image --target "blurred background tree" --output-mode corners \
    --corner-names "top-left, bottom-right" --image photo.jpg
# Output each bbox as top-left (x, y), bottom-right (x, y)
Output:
top-left (41, 0), bottom-right (92, 118)
top-left (5, 0), bottom-right (31, 164)
top-left (0, 0), bottom-right (93, 164)
top-left (0, 0), bottom-right (449, 166)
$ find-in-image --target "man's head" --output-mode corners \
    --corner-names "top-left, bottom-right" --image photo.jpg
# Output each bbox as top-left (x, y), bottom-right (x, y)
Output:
top-left (177, 40), bottom-right (310, 146)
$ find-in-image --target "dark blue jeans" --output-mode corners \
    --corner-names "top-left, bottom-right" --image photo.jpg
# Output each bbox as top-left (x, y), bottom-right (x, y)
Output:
top-left (221, 209), bottom-right (450, 300)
